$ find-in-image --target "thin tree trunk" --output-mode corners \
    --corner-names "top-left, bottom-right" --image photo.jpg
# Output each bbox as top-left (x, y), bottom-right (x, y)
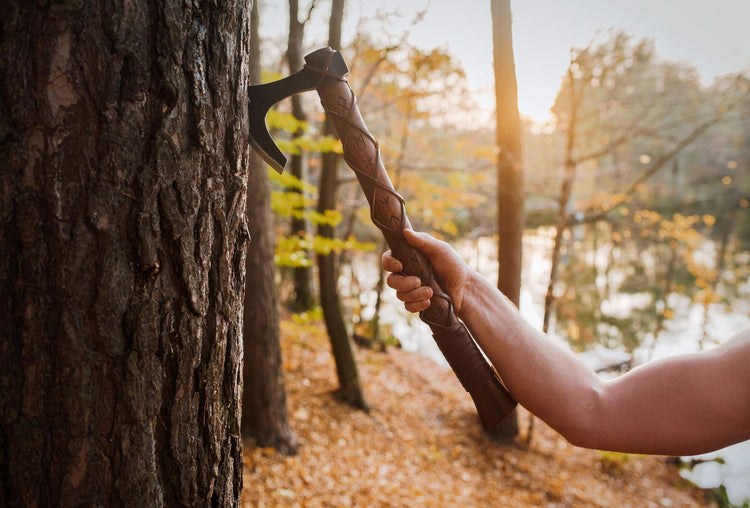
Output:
top-left (490, 0), bottom-right (522, 439)
top-left (287, 0), bottom-right (316, 311)
top-left (243, 0), bottom-right (298, 455)
top-left (370, 109), bottom-right (410, 346)
top-left (316, 0), bottom-right (368, 410)
top-left (0, 2), bottom-right (249, 505)
top-left (543, 66), bottom-right (580, 335)
top-left (699, 206), bottom-right (736, 348)
top-left (646, 245), bottom-right (678, 361)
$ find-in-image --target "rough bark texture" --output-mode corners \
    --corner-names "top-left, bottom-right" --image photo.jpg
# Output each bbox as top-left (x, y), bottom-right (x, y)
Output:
top-left (490, 0), bottom-right (522, 438)
top-left (242, 0), bottom-right (298, 455)
top-left (316, 0), bottom-right (369, 410)
top-left (0, 1), bottom-right (250, 505)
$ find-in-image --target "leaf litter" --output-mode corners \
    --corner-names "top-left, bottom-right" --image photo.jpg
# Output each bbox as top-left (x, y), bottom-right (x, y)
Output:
top-left (243, 317), bottom-right (714, 507)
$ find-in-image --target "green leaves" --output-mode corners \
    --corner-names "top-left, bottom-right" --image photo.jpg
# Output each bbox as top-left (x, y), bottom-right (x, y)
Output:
top-left (269, 168), bottom-right (375, 268)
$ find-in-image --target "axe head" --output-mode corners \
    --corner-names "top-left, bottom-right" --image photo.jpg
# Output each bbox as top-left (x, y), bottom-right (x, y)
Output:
top-left (248, 47), bottom-right (349, 173)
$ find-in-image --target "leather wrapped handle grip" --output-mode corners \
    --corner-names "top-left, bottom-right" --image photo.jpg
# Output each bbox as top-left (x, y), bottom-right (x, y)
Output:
top-left (309, 51), bottom-right (517, 429)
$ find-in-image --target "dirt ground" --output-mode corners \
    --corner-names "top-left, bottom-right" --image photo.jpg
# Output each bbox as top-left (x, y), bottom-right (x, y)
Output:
top-left (243, 318), bottom-right (714, 507)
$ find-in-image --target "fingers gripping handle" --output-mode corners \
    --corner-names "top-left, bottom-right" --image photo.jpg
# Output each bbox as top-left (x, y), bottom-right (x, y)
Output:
top-left (309, 51), bottom-right (516, 429)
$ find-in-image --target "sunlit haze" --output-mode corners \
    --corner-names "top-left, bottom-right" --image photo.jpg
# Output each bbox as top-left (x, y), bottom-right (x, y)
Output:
top-left (261, 0), bottom-right (750, 125)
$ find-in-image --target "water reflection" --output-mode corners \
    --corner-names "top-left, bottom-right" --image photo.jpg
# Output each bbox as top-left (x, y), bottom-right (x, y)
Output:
top-left (344, 230), bottom-right (750, 503)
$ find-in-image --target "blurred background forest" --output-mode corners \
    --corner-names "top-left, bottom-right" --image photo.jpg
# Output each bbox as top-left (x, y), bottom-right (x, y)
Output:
top-left (245, 0), bottom-right (750, 505)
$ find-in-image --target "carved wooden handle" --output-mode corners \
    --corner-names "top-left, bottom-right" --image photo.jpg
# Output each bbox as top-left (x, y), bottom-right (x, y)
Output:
top-left (308, 51), bottom-right (516, 429)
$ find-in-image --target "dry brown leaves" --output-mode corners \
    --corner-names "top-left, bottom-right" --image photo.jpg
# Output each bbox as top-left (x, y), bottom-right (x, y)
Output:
top-left (242, 318), bottom-right (714, 507)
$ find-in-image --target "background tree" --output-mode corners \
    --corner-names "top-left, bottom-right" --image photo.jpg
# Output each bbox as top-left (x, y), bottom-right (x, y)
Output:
top-left (287, 0), bottom-right (317, 311)
top-left (489, 0), bottom-right (523, 439)
top-left (243, 0), bottom-right (298, 455)
top-left (0, 1), bottom-right (248, 504)
top-left (316, 0), bottom-right (369, 409)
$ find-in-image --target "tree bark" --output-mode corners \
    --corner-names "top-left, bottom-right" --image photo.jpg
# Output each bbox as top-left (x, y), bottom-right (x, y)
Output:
top-left (490, 0), bottom-right (522, 439)
top-left (242, 0), bottom-right (298, 455)
top-left (316, 0), bottom-right (369, 410)
top-left (287, 0), bottom-right (316, 311)
top-left (0, 1), bottom-right (249, 505)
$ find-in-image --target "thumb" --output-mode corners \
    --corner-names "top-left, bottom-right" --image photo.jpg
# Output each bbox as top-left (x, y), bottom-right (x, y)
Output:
top-left (403, 229), bottom-right (446, 258)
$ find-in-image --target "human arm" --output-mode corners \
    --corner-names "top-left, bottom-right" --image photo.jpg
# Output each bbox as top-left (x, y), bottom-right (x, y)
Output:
top-left (384, 229), bottom-right (750, 455)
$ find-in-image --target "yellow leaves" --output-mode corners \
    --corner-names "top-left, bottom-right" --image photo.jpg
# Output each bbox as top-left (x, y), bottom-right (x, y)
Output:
top-left (275, 234), bottom-right (376, 267)
top-left (279, 135), bottom-right (343, 156)
top-left (633, 210), bottom-right (717, 251)
top-left (583, 192), bottom-right (627, 213)
top-left (260, 69), bottom-right (283, 84)
top-left (694, 289), bottom-right (721, 306)
top-left (277, 135), bottom-right (343, 156)
top-left (398, 171), bottom-right (486, 237)
top-left (266, 109), bottom-right (309, 134)
top-left (471, 145), bottom-right (498, 162)
top-left (271, 190), bottom-right (313, 219)
top-left (440, 220), bottom-right (459, 236)
top-left (633, 209), bottom-right (661, 225)
top-left (279, 309), bottom-right (328, 353)
top-left (269, 166), bottom-right (316, 193)
top-left (269, 169), bottom-right (374, 267)
top-left (270, 170), bottom-right (343, 225)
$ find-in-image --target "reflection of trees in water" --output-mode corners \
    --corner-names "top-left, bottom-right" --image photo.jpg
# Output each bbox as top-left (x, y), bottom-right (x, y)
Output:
top-left (550, 213), bottom-right (748, 357)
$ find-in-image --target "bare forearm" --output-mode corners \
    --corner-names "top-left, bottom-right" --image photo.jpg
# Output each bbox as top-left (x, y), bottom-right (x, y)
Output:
top-left (460, 271), bottom-right (750, 454)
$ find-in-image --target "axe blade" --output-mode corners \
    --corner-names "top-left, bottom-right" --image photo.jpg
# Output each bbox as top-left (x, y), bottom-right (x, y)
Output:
top-left (247, 47), bottom-right (349, 173)
top-left (247, 64), bottom-right (323, 172)
top-left (248, 106), bottom-right (287, 173)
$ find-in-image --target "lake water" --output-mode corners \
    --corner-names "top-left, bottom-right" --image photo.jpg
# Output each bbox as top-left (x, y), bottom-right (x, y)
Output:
top-left (345, 231), bottom-right (750, 504)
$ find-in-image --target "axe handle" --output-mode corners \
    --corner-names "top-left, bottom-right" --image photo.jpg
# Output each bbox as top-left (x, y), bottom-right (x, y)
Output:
top-left (313, 64), bottom-right (517, 430)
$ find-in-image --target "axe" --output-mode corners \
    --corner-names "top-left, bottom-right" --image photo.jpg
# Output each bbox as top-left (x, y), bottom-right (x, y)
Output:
top-left (248, 47), bottom-right (516, 430)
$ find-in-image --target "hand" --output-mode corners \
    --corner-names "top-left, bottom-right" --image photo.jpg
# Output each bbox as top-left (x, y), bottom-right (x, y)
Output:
top-left (381, 229), bottom-right (474, 317)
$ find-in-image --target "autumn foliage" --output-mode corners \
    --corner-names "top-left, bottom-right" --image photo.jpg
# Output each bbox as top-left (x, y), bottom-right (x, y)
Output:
top-left (242, 314), bottom-right (712, 507)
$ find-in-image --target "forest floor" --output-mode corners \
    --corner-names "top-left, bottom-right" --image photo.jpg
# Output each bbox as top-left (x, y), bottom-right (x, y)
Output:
top-left (242, 316), bottom-right (715, 507)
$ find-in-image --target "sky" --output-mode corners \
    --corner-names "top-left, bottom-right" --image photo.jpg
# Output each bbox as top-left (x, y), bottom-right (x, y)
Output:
top-left (260, 0), bottom-right (750, 124)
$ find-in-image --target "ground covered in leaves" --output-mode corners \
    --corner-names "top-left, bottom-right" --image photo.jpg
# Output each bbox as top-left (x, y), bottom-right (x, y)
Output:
top-left (243, 316), bottom-right (714, 507)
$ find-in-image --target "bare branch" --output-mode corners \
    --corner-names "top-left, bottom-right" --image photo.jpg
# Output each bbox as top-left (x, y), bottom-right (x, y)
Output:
top-left (356, 45), bottom-right (398, 98)
top-left (572, 110), bottom-right (728, 226)
top-left (301, 0), bottom-right (317, 25)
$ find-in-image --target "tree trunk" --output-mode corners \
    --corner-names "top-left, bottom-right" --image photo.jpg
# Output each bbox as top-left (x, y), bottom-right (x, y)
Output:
top-left (242, 0), bottom-right (298, 455)
top-left (287, 0), bottom-right (316, 311)
top-left (316, 0), bottom-right (369, 410)
top-left (543, 66), bottom-right (580, 335)
top-left (490, 0), bottom-right (522, 439)
top-left (0, 2), bottom-right (249, 505)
